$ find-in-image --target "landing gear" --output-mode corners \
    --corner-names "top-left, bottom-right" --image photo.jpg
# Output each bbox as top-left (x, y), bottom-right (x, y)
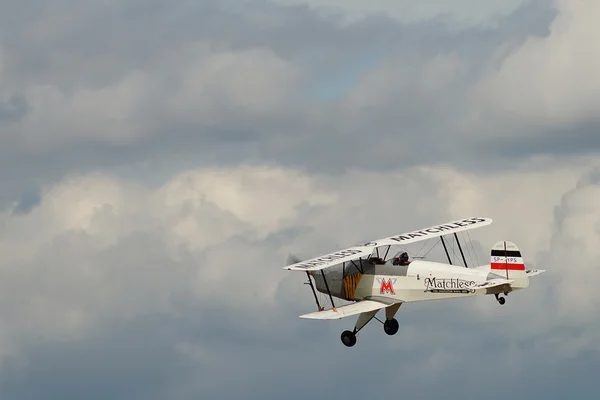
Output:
top-left (383, 318), bottom-right (399, 335)
top-left (341, 330), bottom-right (357, 347)
top-left (495, 293), bottom-right (506, 305)
top-left (340, 303), bottom-right (402, 347)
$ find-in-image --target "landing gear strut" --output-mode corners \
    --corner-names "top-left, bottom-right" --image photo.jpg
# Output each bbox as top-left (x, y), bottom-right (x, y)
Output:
top-left (495, 293), bottom-right (506, 305)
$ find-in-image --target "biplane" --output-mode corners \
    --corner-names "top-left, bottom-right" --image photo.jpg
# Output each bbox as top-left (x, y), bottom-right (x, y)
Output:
top-left (284, 217), bottom-right (545, 347)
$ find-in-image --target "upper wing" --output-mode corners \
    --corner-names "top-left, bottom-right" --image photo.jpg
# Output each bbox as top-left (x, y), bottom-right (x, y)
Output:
top-left (298, 299), bottom-right (394, 320)
top-left (283, 217), bottom-right (492, 272)
top-left (369, 217), bottom-right (493, 247)
top-left (284, 246), bottom-right (375, 271)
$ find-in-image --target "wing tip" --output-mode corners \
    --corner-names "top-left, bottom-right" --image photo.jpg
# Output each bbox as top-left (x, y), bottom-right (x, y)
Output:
top-left (283, 266), bottom-right (308, 271)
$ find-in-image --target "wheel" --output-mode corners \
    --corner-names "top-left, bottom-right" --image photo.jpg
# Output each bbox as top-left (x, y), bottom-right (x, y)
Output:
top-left (383, 318), bottom-right (399, 335)
top-left (498, 297), bottom-right (506, 305)
top-left (341, 330), bottom-right (357, 347)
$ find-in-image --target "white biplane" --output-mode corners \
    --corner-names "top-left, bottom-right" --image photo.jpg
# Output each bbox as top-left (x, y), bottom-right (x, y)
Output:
top-left (284, 217), bottom-right (545, 347)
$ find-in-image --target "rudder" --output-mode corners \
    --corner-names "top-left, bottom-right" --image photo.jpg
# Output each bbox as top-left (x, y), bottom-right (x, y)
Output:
top-left (490, 241), bottom-right (528, 288)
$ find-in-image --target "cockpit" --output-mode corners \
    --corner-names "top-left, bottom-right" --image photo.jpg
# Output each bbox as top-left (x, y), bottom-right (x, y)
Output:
top-left (368, 256), bottom-right (386, 265)
top-left (367, 251), bottom-right (411, 266)
top-left (392, 251), bottom-right (410, 266)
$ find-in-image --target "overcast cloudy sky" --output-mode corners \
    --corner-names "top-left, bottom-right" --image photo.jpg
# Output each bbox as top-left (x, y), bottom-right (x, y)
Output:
top-left (1, 0), bottom-right (599, 398)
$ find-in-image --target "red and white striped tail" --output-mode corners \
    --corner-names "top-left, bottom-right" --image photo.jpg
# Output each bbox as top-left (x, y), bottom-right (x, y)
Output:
top-left (490, 241), bottom-right (526, 281)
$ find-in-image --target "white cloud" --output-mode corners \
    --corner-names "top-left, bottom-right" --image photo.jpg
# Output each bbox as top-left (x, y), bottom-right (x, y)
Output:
top-left (470, 0), bottom-right (600, 129)
top-left (0, 165), bottom-right (335, 353)
top-left (161, 165), bottom-right (335, 240)
top-left (0, 157), bottom-right (599, 387)
top-left (420, 160), bottom-right (589, 254)
top-left (546, 169), bottom-right (600, 324)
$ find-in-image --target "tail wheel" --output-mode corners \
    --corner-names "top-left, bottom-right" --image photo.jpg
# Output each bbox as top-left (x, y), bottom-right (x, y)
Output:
top-left (341, 330), bottom-right (357, 347)
top-left (383, 318), bottom-right (399, 335)
top-left (494, 293), bottom-right (506, 305)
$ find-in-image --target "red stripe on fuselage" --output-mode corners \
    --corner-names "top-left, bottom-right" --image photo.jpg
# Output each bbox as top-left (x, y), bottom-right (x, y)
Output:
top-left (491, 262), bottom-right (525, 271)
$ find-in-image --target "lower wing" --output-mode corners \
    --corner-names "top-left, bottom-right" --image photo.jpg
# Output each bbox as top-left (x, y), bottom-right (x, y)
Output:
top-left (299, 300), bottom-right (396, 320)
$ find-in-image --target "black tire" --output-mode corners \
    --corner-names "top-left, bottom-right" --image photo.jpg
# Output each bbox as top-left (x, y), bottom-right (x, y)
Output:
top-left (341, 330), bottom-right (357, 347)
top-left (498, 297), bottom-right (506, 305)
top-left (383, 318), bottom-right (399, 335)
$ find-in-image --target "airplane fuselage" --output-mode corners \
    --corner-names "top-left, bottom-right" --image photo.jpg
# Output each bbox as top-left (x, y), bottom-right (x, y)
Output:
top-left (312, 259), bottom-right (521, 304)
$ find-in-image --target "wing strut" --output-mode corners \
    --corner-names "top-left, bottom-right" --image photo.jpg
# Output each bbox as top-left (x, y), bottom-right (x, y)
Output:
top-left (305, 272), bottom-right (324, 311)
top-left (454, 232), bottom-right (469, 268)
top-left (382, 245), bottom-right (391, 261)
top-left (440, 236), bottom-right (452, 265)
top-left (350, 259), bottom-right (364, 274)
top-left (321, 270), bottom-right (337, 311)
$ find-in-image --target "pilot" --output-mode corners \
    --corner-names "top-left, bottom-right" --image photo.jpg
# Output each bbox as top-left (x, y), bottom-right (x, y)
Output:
top-left (393, 252), bottom-right (410, 266)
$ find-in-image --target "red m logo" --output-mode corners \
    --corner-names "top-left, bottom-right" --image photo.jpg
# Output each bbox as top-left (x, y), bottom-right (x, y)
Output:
top-left (378, 278), bottom-right (397, 295)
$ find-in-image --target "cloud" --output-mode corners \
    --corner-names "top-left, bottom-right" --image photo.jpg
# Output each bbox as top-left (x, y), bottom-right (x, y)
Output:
top-left (470, 0), bottom-right (600, 129)
top-left (0, 0), bottom-right (560, 180)
top-left (0, 165), bottom-right (335, 351)
top-left (544, 168), bottom-right (600, 324)
top-left (6, 48), bottom-right (299, 152)
top-left (161, 46), bottom-right (301, 127)
top-left (0, 160), bottom-right (599, 397)
top-left (0, 0), bottom-right (600, 397)
top-left (0, 0), bottom-right (578, 237)
top-left (269, 0), bottom-right (528, 24)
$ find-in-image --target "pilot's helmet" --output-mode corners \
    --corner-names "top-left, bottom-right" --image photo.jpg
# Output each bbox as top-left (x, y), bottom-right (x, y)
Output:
top-left (399, 252), bottom-right (409, 262)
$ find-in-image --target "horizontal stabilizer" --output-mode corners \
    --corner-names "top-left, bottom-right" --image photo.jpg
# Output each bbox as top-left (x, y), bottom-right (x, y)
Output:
top-left (470, 278), bottom-right (513, 289)
top-left (526, 269), bottom-right (546, 277)
top-left (299, 300), bottom-right (393, 320)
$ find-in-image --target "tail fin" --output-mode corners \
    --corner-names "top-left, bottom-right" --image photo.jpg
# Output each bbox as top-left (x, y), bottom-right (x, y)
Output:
top-left (490, 241), bottom-right (528, 288)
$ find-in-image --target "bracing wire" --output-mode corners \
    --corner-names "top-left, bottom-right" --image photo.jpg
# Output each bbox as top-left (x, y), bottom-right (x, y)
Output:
top-left (415, 237), bottom-right (431, 257)
top-left (450, 237), bottom-right (461, 266)
top-left (461, 231), bottom-right (474, 267)
top-left (422, 239), bottom-right (440, 258)
top-left (466, 230), bottom-right (480, 266)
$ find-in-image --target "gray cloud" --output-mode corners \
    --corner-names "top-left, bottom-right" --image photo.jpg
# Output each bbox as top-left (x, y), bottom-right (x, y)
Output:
top-left (0, 94), bottom-right (28, 123)
top-left (270, 0), bottom-right (532, 24)
top-left (1, 0), bottom-right (599, 398)
top-left (0, 0), bottom-right (562, 208)
top-left (0, 162), bottom-right (598, 399)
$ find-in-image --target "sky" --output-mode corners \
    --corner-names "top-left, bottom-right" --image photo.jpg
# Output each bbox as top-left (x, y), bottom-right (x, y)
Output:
top-left (0, 0), bottom-right (600, 398)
